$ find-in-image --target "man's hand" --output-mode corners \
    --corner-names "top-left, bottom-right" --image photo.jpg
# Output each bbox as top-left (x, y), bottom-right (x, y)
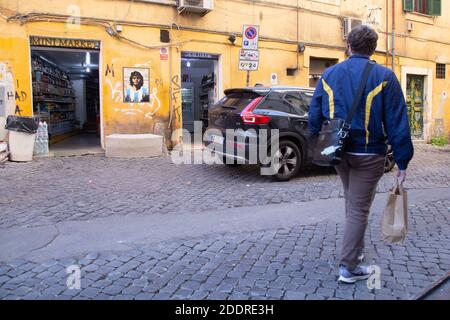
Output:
top-left (397, 169), bottom-right (406, 185)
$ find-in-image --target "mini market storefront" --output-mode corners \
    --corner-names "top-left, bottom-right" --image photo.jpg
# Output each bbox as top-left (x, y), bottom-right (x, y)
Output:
top-left (1, 22), bottom-right (179, 154)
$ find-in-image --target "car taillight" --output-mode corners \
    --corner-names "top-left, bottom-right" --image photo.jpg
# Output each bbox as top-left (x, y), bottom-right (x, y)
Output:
top-left (240, 96), bottom-right (271, 125)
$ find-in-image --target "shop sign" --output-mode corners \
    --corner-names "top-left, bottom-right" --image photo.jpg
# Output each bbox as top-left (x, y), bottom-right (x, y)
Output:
top-left (30, 36), bottom-right (100, 49)
top-left (182, 52), bottom-right (217, 59)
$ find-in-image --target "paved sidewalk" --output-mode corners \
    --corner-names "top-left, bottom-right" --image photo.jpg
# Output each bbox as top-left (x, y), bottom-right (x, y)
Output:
top-left (0, 196), bottom-right (448, 300)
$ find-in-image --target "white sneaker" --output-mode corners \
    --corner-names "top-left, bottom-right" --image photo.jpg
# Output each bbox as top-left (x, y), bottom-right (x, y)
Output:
top-left (338, 265), bottom-right (371, 284)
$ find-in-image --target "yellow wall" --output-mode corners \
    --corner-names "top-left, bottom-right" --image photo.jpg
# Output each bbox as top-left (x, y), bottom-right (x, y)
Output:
top-left (1, 0), bottom-right (449, 145)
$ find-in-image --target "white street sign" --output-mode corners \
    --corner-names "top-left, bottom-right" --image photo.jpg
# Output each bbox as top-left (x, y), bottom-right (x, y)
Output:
top-left (239, 49), bottom-right (259, 61)
top-left (271, 73), bottom-right (278, 85)
top-left (239, 60), bottom-right (259, 71)
top-left (242, 25), bottom-right (260, 50)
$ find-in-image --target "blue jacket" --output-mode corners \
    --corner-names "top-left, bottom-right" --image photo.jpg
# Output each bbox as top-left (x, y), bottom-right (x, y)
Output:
top-left (308, 55), bottom-right (414, 170)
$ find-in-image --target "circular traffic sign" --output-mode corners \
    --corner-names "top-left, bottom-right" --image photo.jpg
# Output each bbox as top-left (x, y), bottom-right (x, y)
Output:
top-left (245, 27), bottom-right (257, 40)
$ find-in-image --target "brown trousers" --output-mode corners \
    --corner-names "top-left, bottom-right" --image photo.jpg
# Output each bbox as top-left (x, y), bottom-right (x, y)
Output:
top-left (335, 153), bottom-right (386, 270)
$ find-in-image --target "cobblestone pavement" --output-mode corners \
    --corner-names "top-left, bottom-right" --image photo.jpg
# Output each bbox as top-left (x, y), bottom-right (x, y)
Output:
top-left (0, 143), bottom-right (449, 300)
top-left (0, 199), bottom-right (449, 300)
top-left (0, 144), bottom-right (449, 229)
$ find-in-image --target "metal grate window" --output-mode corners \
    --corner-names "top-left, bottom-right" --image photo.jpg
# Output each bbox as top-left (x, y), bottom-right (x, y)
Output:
top-left (436, 63), bottom-right (446, 79)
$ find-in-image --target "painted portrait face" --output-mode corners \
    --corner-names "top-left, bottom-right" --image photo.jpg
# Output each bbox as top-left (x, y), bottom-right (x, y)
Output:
top-left (132, 75), bottom-right (140, 86)
top-left (129, 71), bottom-right (144, 89)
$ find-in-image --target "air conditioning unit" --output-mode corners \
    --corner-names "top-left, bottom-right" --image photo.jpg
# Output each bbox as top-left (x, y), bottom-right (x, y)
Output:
top-left (342, 17), bottom-right (363, 40)
top-left (178, 0), bottom-right (214, 15)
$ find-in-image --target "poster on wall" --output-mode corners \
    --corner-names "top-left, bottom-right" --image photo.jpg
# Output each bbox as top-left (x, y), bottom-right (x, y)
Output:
top-left (123, 67), bottom-right (150, 103)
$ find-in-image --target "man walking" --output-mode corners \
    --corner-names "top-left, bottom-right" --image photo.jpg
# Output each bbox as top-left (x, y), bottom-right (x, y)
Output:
top-left (308, 25), bottom-right (414, 283)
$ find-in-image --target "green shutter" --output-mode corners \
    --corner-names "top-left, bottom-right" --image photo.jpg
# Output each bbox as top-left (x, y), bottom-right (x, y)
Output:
top-left (403, 0), bottom-right (414, 12)
top-left (427, 0), bottom-right (441, 16)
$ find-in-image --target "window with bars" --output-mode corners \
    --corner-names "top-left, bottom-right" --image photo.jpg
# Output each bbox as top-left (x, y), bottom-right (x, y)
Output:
top-left (436, 64), bottom-right (446, 79)
top-left (403, 0), bottom-right (441, 16)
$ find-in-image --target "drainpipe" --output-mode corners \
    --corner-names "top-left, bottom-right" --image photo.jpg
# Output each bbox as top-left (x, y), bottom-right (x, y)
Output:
top-left (392, 0), bottom-right (396, 72)
top-left (386, 0), bottom-right (389, 67)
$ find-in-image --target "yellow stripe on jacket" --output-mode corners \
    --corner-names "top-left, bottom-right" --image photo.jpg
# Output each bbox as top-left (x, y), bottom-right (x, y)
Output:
top-left (322, 79), bottom-right (335, 119)
top-left (365, 81), bottom-right (388, 149)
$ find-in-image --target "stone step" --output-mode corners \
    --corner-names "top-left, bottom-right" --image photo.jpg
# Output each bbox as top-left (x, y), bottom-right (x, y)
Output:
top-left (105, 133), bottom-right (163, 158)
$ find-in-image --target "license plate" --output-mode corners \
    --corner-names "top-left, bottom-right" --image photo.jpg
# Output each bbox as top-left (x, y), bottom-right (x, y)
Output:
top-left (210, 134), bottom-right (224, 144)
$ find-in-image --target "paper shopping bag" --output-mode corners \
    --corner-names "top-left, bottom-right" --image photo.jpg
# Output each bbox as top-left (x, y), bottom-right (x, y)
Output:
top-left (382, 184), bottom-right (408, 244)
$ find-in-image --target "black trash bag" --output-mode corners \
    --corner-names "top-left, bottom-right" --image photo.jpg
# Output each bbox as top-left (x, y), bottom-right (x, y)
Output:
top-left (5, 116), bottom-right (39, 134)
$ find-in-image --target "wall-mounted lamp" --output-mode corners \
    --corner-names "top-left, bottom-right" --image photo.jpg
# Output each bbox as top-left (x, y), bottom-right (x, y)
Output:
top-left (106, 27), bottom-right (116, 37)
top-left (297, 43), bottom-right (306, 53)
top-left (228, 35), bottom-right (236, 45)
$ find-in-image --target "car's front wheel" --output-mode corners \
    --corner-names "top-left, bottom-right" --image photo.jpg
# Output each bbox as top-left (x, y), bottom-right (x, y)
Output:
top-left (270, 140), bottom-right (302, 181)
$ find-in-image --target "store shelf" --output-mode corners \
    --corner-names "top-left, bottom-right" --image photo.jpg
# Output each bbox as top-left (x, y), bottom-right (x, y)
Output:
top-left (34, 99), bottom-right (75, 104)
top-left (32, 54), bottom-right (77, 143)
top-left (34, 81), bottom-right (71, 89)
top-left (48, 119), bottom-right (75, 124)
top-left (35, 69), bottom-right (69, 82)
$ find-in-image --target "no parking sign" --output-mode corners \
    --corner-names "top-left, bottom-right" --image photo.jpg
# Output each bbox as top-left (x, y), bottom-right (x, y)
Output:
top-left (242, 25), bottom-right (260, 50)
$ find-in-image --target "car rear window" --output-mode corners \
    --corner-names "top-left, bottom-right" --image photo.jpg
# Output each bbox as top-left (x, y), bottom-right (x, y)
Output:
top-left (301, 92), bottom-right (313, 108)
top-left (218, 92), bottom-right (261, 111)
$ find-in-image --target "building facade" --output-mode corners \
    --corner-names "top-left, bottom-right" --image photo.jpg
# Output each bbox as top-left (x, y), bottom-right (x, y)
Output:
top-left (0, 0), bottom-right (449, 150)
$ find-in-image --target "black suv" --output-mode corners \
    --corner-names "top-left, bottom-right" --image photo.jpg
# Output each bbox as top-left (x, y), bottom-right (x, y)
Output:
top-left (205, 86), bottom-right (314, 181)
top-left (205, 86), bottom-right (394, 181)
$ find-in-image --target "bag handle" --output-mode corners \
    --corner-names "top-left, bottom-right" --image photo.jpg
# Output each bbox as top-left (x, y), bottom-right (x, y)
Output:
top-left (342, 60), bottom-right (376, 133)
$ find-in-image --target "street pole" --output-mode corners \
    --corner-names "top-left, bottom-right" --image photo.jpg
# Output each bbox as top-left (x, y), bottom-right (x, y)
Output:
top-left (392, 0), bottom-right (396, 72)
top-left (246, 70), bottom-right (250, 87)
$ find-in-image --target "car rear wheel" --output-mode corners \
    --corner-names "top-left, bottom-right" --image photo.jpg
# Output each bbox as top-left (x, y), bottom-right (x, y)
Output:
top-left (271, 140), bottom-right (302, 181)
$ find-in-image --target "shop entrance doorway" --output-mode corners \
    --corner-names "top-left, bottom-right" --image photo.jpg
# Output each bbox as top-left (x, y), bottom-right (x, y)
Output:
top-left (30, 47), bottom-right (102, 156)
top-left (180, 52), bottom-right (220, 134)
top-left (406, 74), bottom-right (425, 139)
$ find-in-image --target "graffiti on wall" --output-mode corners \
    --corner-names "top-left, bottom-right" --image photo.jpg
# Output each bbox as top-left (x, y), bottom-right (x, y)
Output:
top-left (0, 62), bottom-right (27, 116)
top-left (105, 63), bottom-right (122, 102)
top-left (14, 79), bottom-right (28, 115)
top-left (0, 62), bottom-right (30, 140)
top-left (170, 74), bottom-right (182, 126)
top-left (154, 79), bottom-right (163, 87)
